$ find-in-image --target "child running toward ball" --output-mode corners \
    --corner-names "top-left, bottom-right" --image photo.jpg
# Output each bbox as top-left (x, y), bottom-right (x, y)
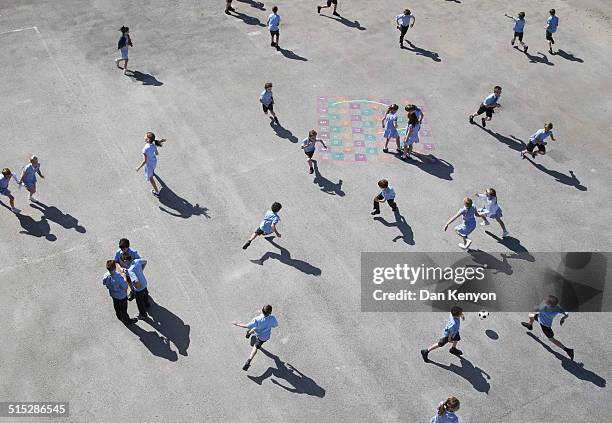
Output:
top-left (381, 104), bottom-right (400, 153)
top-left (444, 197), bottom-right (482, 250)
top-left (469, 86), bottom-right (502, 128)
top-left (371, 179), bottom-right (397, 215)
top-left (260, 82), bottom-right (279, 124)
top-left (421, 306), bottom-right (465, 362)
top-left (0, 168), bottom-right (21, 213)
top-left (476, 188), bottom-right (509, 238)
top-left (521, 122), bottom-right (555, 160)
top-left (401, 111), bottom-right (421, 159)
top-left (430, 397), bottom-right (460, 423)
top-left (522, 294), bottom-right (574, 360)
top-left (243, 202), bottom-right (282, 249)
top-left (302, 130), bottom-right (327, 174)
top-left (505, 12), bottom-right (528, 53)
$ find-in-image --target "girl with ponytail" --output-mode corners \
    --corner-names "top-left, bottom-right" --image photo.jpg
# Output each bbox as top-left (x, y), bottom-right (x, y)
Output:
top-left (430, 396), bottom-right (460, 423)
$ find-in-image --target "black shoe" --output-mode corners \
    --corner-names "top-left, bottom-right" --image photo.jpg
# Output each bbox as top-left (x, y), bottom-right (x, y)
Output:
top-left (396, 148), bottom-right (402, 154)
top-left (128, 291), bottom-right (135, 301)
top-left (309, 167), bottom-right (314, 174)
top-left (469, 115), bottom-right (474, 124)
top-left (382, 148), bottom-right (389, 153)
top-left (333, 11), bottom-right (340, 16)
top-left (420, 349), bottom-right (430, 363)
top-left (274, 116), bottom-right (279, 124)
top-left (549, 48), bottom-right (554, 54)
top-left (242, 240), bottom-right (251, 250)
top-left (317, 6), bottom-right (321, 13)
top-left (242, 360), bottom-right (251, 371)
top-left (124, 318), bottom-right (138, 326)
top-left (481, 118), bottom-right (486, 128)
top-left (225, 10), bottom-right (230, 14)
top-left (228, 6), bottom-right (235, 11)
top-left (524, 45), bottom-right (528, 53)
top-left (449, 347), bottom-right (463, 356)
top-left (391, 207), bottom-right (398, 212)
top-left (521, 322), bottom-right (533, 330)
top-left (511, 39), bottom-right (515, 46)
top-left (521, 151), bottom-right (526, 160)
top-left (566, 348), bottom-right (574, 360)
top-left (271, 42), bottom-right (276, 47)
top-left (371, 210), bottom-right (380, 215)
top-left (245, 330), bottom-right (251, 339)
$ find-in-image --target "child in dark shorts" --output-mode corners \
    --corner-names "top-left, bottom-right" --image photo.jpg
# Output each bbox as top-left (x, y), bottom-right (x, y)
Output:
top-left (522, 294), bottom-right (574, 359)
top-left (302, 130), bottom-right (327, 174)
top-left (232, 305), bottom-right (279, 371)
top-left (521, 122), bottom-right (556, 160)
top-left (469, 86), bottom-right (502, 128)
top-left (243, 202), bottom-right (282, 249)
top-left (260, 82), bottom-right (279, 124)
top-left (317, 0), bottom-right (339, 16)
top-left (505, 11), bottom-right (527, 52)
top-left (421, 306), bottom-right (465, 362)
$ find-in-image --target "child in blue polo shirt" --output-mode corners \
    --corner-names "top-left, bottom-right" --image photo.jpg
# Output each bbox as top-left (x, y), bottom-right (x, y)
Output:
top-left (421, 306), bottom-right (464, 362)
top-left (102, 260), bottom-right (137, 326)
top-left (521, 122), bottom-right (556, 160)
top-left (260, 82), bottom-right (279, 124)
top-left (469, 86), bottom-right (502, 128)
top-left (267, 6), bottom-right (281, 48)
top-left (505, 11), bottom-right (527, 53)
top-left (232, 304), bottom-right (279, 370)
top-left (372, 179), bottom-right (397, 215)
top-left (430, 397), bottom-right (460, 423)
top-left (243, 202), bottom-right (282, 249)
top-left (546, 9), bottom-right (559, 54)
top-left (522, 294), bottom-right (574, 359)
top-left (0, 168), bottom-right (20, 213)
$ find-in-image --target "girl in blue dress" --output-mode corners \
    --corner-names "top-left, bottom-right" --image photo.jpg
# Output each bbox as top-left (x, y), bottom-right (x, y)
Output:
top-left (430, 397), bottom-right (460, 423)
top-left (444, 197), bottom-right (482, 250)
top-left (381, 104), bottom-right (400, 153)
top-left (18, 155), bottom-right (44, 202)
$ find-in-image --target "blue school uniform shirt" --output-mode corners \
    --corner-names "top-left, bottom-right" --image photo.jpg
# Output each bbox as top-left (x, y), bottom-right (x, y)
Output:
top-left (459, 205), bottom-right (476, 224)
top-left (380, 186), bottom-right (395, 200)
top-left (302, 137), bottom-right (317, 153)
top-left (537, 304), bottom-right (568, 327)
top-left (127, 259), bottom-right (148, 292)
top-left (22, 163), bottom-right (39, 184)
top-left (443, 315), bottom-right (461, 337)
top-left (529, 129), bottom-right (553, 144)
top-left (430, 411), bottom-right (459, 423)
top-left (268, 13), bottom-right (280, 31)
top-left (396, 14), bottom-right (414, 27)
top-left (102, 271), bottom-right (129, 299)
top-left (247, 314), bottom-right (278, 341)
top-left (384, 113), bottom-right (397, 130)
top-left (0, 176), bottom-right (10, 191)
top-left (259, 210), bottom-right (280, 234)
top-left (260, 90), bottom-right (273, 105)
top-left (547, 15), bottom-right (559, 33)
top-left (513, 18), bottom-right (526, 33)
top-left (114, 248), bottom-right (141, 268)
top-left (482, 93), bottom-right (499, 107)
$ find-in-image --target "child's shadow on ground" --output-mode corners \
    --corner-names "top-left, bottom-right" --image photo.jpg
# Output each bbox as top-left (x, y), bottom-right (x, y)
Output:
top-left (30, 200), bottom-right (86, 233)
top-left (479, 129), bottom-right (526, 152)
top-left (276, 46), bottom-right (308, 61)
top-left (430, 356), bottom-right (491, 394)
top-left (485, 231), bottom-right (534, 260)
top-left (269, 121), bottom-right (298, 143)
top-left (15, 212), bottom-right (57, 241)
top-left (467, 249), bottom-right (513, 275)
top-left (232, 11), bottom-right (266, 27)
top-left (236, 0), bottom-right (265, 10)
top-left (525, 159), bottom-right (587, 191)
top-left (128, 324), bottom-right (178, 362)
top-left (402, 40), bottom-right (441, 62)
top-left (127, 70), bottom-right (163, 86)
top-left (525, 50), bottom-right (554, 66)
top-left (397, 153), bottom-right (454, 180)
top-left (143, 297), bottom-right (190, 357)
top-left (251, 237), bottom-right (321, 276)
top-left (556, 49), bottom-right (584, 63)
top-left (526, 332), bottom-right (606, 387)
top-left (154, 174), bottom-right (210, 218)
top-left (312, 161), bottom-right (344, 196)
top-left (373, 209), bottom-right (414, 245)
top-left (320, 13), bottom-right (366, 30)
top-left (248, 348), bottom-right (326, 397)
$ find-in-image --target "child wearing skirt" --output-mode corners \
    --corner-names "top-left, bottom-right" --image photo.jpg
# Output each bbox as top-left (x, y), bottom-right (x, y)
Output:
top-left (136, 132), bottom-right (160, 196)
top-left (18, 156), bottom-right (44, 202)
top-left (0, 168), bottom-right (20, 213)
top-left (381, 104), bottom-right (400, 153)
top-left (444, 197), bottom-right (481, 250)
top-left (115, 26), bottom-right (133, 75)
top-left (401, 111), bottom-right (421, 159)
top-left (476, 188), bottom-right (509, 238)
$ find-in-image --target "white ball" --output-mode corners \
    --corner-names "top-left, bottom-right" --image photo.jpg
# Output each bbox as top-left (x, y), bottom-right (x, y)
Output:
top-left (478, 310), bottom-right (490, 319)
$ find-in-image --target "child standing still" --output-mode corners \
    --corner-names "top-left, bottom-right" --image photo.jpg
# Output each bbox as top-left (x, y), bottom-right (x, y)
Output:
top-left (115, 26), bottom-right (133, 75)
top-left (506, 12), bottom-right (528, 53)
top-left (0, 168), bottom-right (20, 213)
top-left (430, 397), bottom-right (460, 423)
top-left (19, 155), bottom-right (44, 202)
top-left (444, 197), bottom-right (481, 250)
top-left (136, 132), bottom-right (161, 196)
top-left (260, 82), bottom-right (279, 124)
top-left (267, 6), bottom-right (281, 48)
top-left (476, 188), bottom-right (509, 238)
top-left (402, 111), bottom-right (421, 159)
top-left (381, 104), bottom-right (400, 153)
top-left (372, 179), bottom-right (397, 215)
top-left (301, 130), bottom-right (327, 174)
top-left (421, 306), bottom-right (465, 362)
top-left (521, 122), bottom-right (555, 160)
top-left (243, 202), bottom-right (282, 249)
top-left (522, 294), bottom-right (574, 359)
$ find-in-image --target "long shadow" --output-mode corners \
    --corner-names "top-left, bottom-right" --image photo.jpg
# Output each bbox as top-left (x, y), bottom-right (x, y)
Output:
top-left (15, 213), bottom-right (57, 241)
top-left (251, 237), bottom-right (322, 276)
top-left (127, 70), bottom-right (163, 86)
top-left (128, 323), bottom-right (178, 361)
top-left (154, 174), bottom-right (210, 218)
top-left (143, 297), bottom-right (190, 356)
top-left (467, 249), bottom-right (513, 275)
top-left (312, 161), bottom-right (345, 196)
top-left (373, 209), bottom-right (415, 245)
top-left (30, 200), bottom-right (85, 233)
top-left (276, 46), bottom-right (308, 61)
top-left (320, 13), bottom-right (366, 30)
top-left (525, 159), bottom-right (587, 191)
top-left (479, 128), bottom-right (526, 152)
top-left (236, 0), bottom-right (265, 9)
top-left (248, 348), bottom-right (326, 397)
top-left (556, 49), bottom-right (584, 63)
top-left (396, 153), bottom-right (454, 180)
top-left (402, 40), bottom-right (441, 62)
top-left (524, 50), bottom-right (554, 66)
top-left (485, 231), bottom-right (535, 261)
top-left (269, 121), bottom-right (298, 143)
top-left (232, 11), bottom-right (266, 27)
top-left (430, 356), bottom-right (491, 394)
top-left (526, 332), bottom-right (606, 387)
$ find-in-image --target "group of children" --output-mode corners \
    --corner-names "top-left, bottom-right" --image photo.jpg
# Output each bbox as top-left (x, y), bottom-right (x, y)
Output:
top-left (381, 103), bottom-right (423, 160)
top-left (504, 9), bottom-right (560, 55)
top-left (0, 156), bottom-right (45, 213)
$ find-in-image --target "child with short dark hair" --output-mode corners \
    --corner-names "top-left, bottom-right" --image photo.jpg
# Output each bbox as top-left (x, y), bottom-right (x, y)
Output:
top-left (430, 397), bottom-right (460, 423)
top-left (421, 306), bottom-right (465, 362)
top-left (505, 12), bottom-right (527, 53)
top-left (243, 202), bottom-right (282, 249)
top-left (522, 294), bottom-right (574, 359)
top-left (395, 9), bottom-right (415, 48)
top-left (546, 9), bottom-right (559, 55)
top-left (521, 122), bottom-right (556, 160)
top-left (267, 6), bottom-right (281, 48)
top-left (302, 130), bottom-right (327, 174)
top-left (372, 179), bottom-right (397, 215)
top-left (0, 168), bottom-right (20, 213)
top-left (232, 304), bottom-right (279, 370)
top-left (469, 86), bottom-right (502, 128)
top-left (260, 82), bottom-right (279, 124)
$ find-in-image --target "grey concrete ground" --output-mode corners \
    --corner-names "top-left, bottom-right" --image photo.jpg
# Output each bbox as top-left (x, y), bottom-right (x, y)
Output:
top-left (1, 0), bottom-right (611, 421)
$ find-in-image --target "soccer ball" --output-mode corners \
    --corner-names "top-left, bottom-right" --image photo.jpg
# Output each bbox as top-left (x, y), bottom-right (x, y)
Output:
top-left (478, 310), bottom-right (490, 319)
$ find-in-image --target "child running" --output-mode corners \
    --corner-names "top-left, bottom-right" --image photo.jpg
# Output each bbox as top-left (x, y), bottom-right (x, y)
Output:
top-left (521, 122), bottom-right (556, 160)
top-left (430, 397), bottom-right (460, 423)
top-left (267, 6), bottom-right (281, 48)
top-left (0, 168), bottom-right (20, 213)
top-left (372, 179), bottom-right (397, 215)
top-left (136, 132), bottom-right (160, 196)
top-left (421, 306), bottom-right (465, 362)
top-left (402, 111), bottom-right (421, 159)
top-left (522, 294), bottom-right (574, 360)
top-left (115, 26), bottom-right (133, 75)
top-left (301, 130), bottom-right (327, 174)
top-left (395, 9), bottom-right (415, 48)
top-left (232, 304), bottom-right (279, 371)
top-left (260, 82), bottom-right (279, 124)
top-left (444, 197), bottom-right (482, 250)
top-left (381, 104), bottom-right (400, 153)
top-left (475, 188), bottom-right (509, 238)
top-left (505, 11), bottom-right (528, 53)
top-left (317, 0), bottom-right (339, 16)
top-left (243, 202), bottom-right (282, 249)
top-left (546, 9), bottom-right (559, 55)
top-left (469, 86), bottom-right (502, 128)
top-left (18, 155), bottom-right (44, 202)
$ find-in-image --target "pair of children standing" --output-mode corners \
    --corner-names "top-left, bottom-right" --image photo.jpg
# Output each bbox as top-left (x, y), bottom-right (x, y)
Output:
top-left (381, 104), bottom-right (421, 159)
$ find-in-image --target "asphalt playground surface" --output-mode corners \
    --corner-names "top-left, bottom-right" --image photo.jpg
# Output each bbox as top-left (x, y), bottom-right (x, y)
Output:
top-left (1, 0), bottom-right (612, 421)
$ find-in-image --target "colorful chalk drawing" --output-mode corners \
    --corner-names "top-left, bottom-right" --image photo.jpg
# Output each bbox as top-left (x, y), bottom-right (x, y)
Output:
top-left (316, 96), bottom-right (436, 162)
